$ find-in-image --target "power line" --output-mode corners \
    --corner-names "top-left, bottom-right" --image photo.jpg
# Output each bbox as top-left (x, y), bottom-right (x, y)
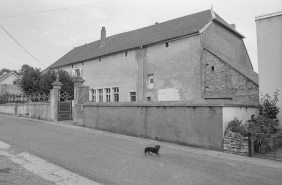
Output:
top-left (0, 24), bottom-right (46, 67)
top-left (0, 0), bottom-right (122, 19)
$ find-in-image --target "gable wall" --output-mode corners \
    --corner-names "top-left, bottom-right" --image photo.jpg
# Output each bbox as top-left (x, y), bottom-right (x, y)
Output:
top-left (202, 49), bottom-right (259, 103)
top-left (200, 22), bottom-right (253, 69)
top-left (0, 74), bottom-right (18, 85)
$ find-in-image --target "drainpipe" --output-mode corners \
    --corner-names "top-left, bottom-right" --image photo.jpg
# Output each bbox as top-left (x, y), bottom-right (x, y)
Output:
top-left (141, 46), bottom-right (144, 102)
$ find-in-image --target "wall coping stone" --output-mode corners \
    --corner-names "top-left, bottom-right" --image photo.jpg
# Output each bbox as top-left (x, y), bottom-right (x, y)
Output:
top-left (84, 100), bottom-right (259, 108)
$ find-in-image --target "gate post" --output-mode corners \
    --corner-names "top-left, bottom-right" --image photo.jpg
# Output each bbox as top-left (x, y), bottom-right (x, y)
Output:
top-left (50, 74), bottom-right (62, 122)
top-left (73, 74), bottom-right (89, 126)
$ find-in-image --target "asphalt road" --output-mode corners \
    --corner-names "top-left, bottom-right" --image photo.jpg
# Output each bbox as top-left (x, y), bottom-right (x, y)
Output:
top-left (0, 114), bottom-right (282, 185)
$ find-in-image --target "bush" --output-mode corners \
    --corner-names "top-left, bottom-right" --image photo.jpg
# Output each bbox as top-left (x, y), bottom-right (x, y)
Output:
top-left (226, 117), bottom-right (248, 136)
top-left (259, 90), bottom-right (280, 119)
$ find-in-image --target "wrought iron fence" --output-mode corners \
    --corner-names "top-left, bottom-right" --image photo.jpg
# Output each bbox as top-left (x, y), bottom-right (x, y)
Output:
top-left (59, 91), bottom-right (73, 102)
top-left (251, 132), bottom-right (282, 160)
top-left (0, 92), bottom-right (50, 104)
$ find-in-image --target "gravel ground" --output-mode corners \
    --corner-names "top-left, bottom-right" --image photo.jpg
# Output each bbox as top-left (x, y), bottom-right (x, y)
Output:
top-left (0, 154), bottom-right (55, 185)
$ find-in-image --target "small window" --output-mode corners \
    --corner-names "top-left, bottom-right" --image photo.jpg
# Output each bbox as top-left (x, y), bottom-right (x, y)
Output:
top-left (99, 58), bottom-right (102, 62)
top-left (113, 87), bottom-right (119, 102)
top-left (82, 62), bottom-right (84, 66)
top-left (130, 92), bottom-right (136, 102)
top-left (148, 75), bottom-right (154, 89)
top-left (92, 89), bottom-right (96, 102)
top-left (75, 69), bottom-right (81, 77)
top-left (98, 89), bottom-right (103, 102)
top-left (124, 51), bottom-right (128, 57)
top-left (147, 97), bottom-right (151, 101)
top-left (13, 81), bottom-right (16, 85)
top-left (211, 66), bottom-right (215, 71)
top-left (72, 65), bottom-right (73, 68)
top-left (164, 42), bottom-right (169, 48)
top-left (105, 88), bottom-right (111, 102)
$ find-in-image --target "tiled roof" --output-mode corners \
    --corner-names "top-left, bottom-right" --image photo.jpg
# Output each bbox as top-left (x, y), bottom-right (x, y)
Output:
top-left (49, 9), bottom-right (243, 69)
top-left (203, 48), bottom-right (259, 86)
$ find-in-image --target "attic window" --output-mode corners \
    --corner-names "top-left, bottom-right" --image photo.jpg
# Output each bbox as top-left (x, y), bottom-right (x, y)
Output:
top-left (124, 51), bottom-right (128, 57)
top-left (99, 58), bottom-right (102, 62)
top-left (164, 42), bottom-right (169, 48)
top-left (211, 66), bottom-right (215, 71)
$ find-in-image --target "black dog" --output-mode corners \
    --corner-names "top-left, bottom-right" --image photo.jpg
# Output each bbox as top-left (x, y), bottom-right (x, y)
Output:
top-left (144, 145), bottom-right (160, 156)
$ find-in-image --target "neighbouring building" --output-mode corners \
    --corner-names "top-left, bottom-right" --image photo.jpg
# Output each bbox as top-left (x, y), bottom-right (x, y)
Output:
top-left (48, 8), bottom-right (258, 103)
top-left (0, 72), bottom-right (21, 95)
top-left (256, 11), bottom-right (282, 121)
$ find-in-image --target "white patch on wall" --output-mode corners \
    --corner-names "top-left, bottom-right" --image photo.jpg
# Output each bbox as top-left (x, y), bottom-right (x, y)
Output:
top-left (157, 88), bottom-right (180, 101)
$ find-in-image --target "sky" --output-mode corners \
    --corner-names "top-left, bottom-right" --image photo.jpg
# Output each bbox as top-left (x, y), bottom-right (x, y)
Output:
top-left (0, 0), bottom-right (281, 73)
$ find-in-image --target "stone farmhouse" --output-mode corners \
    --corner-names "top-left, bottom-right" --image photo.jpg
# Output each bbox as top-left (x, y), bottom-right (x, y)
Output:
top-left (48, 9), bottom-right (259, 103)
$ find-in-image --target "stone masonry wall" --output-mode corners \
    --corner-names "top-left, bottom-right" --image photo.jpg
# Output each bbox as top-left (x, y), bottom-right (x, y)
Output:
top-left (223, 130), bottom-right (251, 156)
top-left (202, 49), bottom-right (259, 103)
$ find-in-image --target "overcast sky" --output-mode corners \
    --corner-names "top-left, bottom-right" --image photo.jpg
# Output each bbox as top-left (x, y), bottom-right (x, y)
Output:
top-left (0, 0), bottom-right (281, 73)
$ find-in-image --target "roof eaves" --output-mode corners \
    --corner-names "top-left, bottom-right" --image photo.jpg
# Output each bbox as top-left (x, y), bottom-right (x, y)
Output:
top-left (212, 18), bottom-right (245, 38)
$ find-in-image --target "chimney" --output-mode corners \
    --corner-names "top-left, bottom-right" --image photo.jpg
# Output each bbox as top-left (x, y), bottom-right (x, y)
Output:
top-left (100, 27), bottom-right (106, 47)
top-left (230, 24), bottom-right (236, 30)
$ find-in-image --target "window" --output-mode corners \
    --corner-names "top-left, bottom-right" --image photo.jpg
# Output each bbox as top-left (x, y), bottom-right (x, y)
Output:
top-left (92, 89), bottom-right (96, 102)
top-left (148, 74), bottom-right (154, 89)
top-left (124, 51), bottom-right (128, 57)
top-left (113, 87), bottom-right (119, 102)
top-left (82, 62), bottom-right (84, 66)
top-left (147, 97), bottom-right (151, 101)
top-left (105, 88), bottom-right (111, 102)
top-left (72, 65), bottom-right (73, 68)
top-left (98, 89), bottom-right (103, 102)
top-left (130, 92), bottom-right (136, 102)
top-left (211, 66), bottom-right (215, 71)
top-left (164, 42), bottom-right (169, 48)
top-left (99, 58), bottom-right (102, 62)
top-left (75, 69), bottom-right (81, 77)
top-left (13, 81), bottom-right (16, 85)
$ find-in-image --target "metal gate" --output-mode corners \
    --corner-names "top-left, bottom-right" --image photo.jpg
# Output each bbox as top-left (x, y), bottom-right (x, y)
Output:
top-left (251, 133), bottom-right (282, 161)
top-left (58, 91), bottom-right (73, 121)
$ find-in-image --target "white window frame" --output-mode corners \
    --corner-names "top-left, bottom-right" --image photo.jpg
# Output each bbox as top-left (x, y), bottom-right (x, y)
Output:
top-left (148, 74), bottom-right (154, 89)
top-left (92, 89), bottom-right (97, 102)
top-left (113, 87), bottom-right (119, 102)
top-left (105, 88), bottom-right (111, 102)
top-left (130, 92), bottom-right (136, 102)
top-left (98, 89), bottom-right (103, 102)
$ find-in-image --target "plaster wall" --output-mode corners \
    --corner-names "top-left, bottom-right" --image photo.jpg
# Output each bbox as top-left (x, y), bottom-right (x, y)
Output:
top-left (60, 36), bottom-right (202, 102)
top-left (201, 22), bottom-right (253, 69)
top-left (84, 102), bottom-right (223, 150)
top-left (17, 103), bottom-right (51, 120)
top-left (222, 107), bottom-right (259, 136)
top-left (143, 35), bottom-right (202, 101)
top-left (256, 13), bottom-right (282, 122)
top-left (0, 75), bottom-right (18, 85)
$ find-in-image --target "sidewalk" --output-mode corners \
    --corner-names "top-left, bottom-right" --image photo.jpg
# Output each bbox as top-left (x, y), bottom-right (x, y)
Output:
top-left (0, 152), bottom-right (55, 185)
top-left (55, 119), bottom-right (282, 170)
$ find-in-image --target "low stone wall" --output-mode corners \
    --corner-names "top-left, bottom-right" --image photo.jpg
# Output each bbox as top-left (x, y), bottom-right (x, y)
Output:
top-left (0, 103), bottom-right (52, 121)
top-left (84, 102), bottom-right (224, 150)
top-left (0, 103), bottom-right (17, 115)
top-left (17, 103), bottom-right (51, 121)
top-left (268, 135), bottom-right (282, 149)
top-left (223, 130), bottom-right (251, 156)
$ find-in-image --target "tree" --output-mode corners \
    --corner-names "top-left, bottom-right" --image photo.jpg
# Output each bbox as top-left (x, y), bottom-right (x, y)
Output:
top-left (39, 69), bottom-right (74, 97)
top-left (0, 68), bottom-right (18, 76)
top-left (18, 65), bottom-right (41, 94)
top-left (18, 64), bottom-right (74, 97)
